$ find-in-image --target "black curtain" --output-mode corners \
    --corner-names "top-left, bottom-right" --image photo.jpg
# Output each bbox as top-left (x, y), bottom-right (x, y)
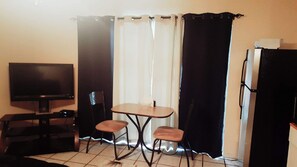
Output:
top-left (77, 16), bottom-right (114, 138)
top-left (179, 12), bottom-right (237, 158)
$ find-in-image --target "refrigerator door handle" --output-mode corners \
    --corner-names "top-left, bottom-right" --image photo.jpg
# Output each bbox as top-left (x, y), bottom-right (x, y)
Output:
top-left (240, 51), bottom-right (248, 85)
top-left (239, 83), bottom-right (244, 107)
top-left (239, 51), bottom-right (248, 119)
top-left (239, 82), bottom-right (257, 119)
top-left (239, 83), bottom-right (244, 119)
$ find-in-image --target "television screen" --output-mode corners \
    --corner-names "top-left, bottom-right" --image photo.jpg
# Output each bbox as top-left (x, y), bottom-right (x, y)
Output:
top-left (9, 63), bottom-right (74, 101)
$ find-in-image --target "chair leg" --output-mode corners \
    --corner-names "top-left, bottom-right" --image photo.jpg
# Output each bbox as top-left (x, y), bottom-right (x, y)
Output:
top-left (150, 139), bottom-right (159, 166)
top-left (186, 138), bottom-right (194, 160)
top-left (100, 132), bottom-right (104, 145)
top-left (112, 133), bottom-right (119, 160)
top-left (181, 142), bottom-right (190, 167)
top-left (86, 136), bottom-right (91, 153)
top-left (86, 130), bottom-right (96, 153)
top-left (125, 127), bottom-right (130, 150)
top-left (158, 140), bottom-right (162, 154)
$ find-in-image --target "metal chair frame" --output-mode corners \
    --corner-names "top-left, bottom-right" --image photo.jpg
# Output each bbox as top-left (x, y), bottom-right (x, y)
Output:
top-left (149, 101), bottom-right (195, 167)
top-left (86, 91), bottom-right (130, 160)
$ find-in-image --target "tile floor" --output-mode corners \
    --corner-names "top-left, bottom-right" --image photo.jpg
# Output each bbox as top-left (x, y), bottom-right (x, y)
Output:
top-left (28, 140), bottom-right (243, 167)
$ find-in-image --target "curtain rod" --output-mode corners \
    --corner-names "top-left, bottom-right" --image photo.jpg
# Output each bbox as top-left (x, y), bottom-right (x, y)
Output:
top-left (117, 15), bottom-right (178, 20)
top-left (187, 13), bottom-right (244, 20)
top-left (70, 15), bottom-right (177, 21)
top-left (70, 13), bottom-right (244, 21)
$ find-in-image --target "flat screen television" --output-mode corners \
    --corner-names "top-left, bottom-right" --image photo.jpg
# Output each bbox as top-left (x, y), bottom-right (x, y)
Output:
top-left (9, 63), bottom-right (74, 113)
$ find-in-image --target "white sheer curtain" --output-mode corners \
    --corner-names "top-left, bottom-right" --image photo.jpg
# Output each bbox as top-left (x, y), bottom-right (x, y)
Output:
top-left (113, 15), bottom-right (154, 143)
top-left (113, 15), bottom-right (183, 148)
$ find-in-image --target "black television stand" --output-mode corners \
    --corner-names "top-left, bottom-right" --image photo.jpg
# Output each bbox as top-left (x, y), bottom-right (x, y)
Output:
top-left (0, 111), bottom-right (79, 156)
top-left (39, 100), bottom-right (50, 113)
top-left (35, 112), bottom-right (53, 115)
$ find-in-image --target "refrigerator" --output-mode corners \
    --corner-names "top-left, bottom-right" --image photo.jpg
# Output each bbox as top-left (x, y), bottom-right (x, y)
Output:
top-left (238, 48), bottom-right (297, 167)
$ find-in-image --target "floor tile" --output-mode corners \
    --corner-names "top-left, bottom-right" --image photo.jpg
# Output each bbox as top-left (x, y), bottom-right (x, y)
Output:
top-left (85, 142), bottom-right (109, 155)
top-left (193, 160), bottom-right (203, 167)
top-left (137, 150), bottom-right (161, 164)
top-left (99, 145), bottom-right (125, 158)
top-left (204, 161), bottom-right (226, 167)
top-left (64, 161), bottom-right (85, 167)
top-left (156, 165), bottom-right (173, 167)
top-left (85, 165), bottom-right (97, 167)
top-left (69, 152), bottom-right (96, 164)
top-left (78, 141), bottom-right (87, 152)
top-left (135, 160), bottom-right (156, 167)
top-left (116, 158), bottom-right (136, 167)
top-left (119, 147), bottom-right (141, 161)
top-left (28, 139), bottom-right (246, 167)
top-left (157, 154), bottom-right (181, 166)
top-left (50, 151), bottom-right (78, 161)
top-left (46, 158), bottom-right (65, 164)
top-left (180, 157), bottom-right (202, 167)
top-left (80, 139), bottom-right (99, 148)
top-left (88, 155), bottom-right (116, 166)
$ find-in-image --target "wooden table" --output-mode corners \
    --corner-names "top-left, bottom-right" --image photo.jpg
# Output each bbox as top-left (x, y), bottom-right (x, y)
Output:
top-left (111, 103), bottom-right (173, 164)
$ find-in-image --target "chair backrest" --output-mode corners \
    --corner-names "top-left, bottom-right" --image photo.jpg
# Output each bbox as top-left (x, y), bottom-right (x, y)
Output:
top-left (89, 91), bottom-right (105, 106)
top-left (89, 91), bottom-right (106, 123)
top-left (183, 100), bottom-right (195, 139)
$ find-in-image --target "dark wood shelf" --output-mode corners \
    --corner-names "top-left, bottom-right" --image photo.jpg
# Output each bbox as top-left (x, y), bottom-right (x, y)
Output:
top-left (5, 125), bottom-right (74, 137)
top-left (0, 111), bottom-right (79, 156)
top-left (5, 137), bottom-right (76, 156)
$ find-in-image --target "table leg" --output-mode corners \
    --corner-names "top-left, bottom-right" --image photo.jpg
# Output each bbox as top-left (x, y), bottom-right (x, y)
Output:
top-left (115, 114), bottom-right (141, 160)
top-left (116, 114), bottom-right (153, 165)
top-left (139, 117), bottom-right (154, 151)
top-left (136, 116), bottom-right (153, 164)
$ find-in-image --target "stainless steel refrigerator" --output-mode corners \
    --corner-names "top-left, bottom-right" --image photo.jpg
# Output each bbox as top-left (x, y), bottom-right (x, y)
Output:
top-left (238, 48), bottom-right (297, 167)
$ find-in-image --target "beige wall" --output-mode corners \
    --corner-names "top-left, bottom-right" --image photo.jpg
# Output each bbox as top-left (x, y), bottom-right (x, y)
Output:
top-left (1, 0), bottom-right (297, 159)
